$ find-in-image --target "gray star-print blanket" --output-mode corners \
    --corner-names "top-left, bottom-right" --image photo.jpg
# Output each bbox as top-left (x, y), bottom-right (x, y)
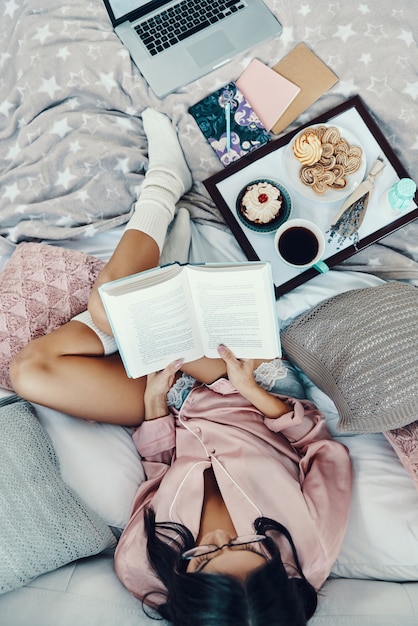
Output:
top-left (0, 0), bottom-right (417, 282)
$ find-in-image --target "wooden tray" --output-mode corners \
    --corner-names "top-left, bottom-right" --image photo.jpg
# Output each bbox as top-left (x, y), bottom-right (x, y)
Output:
top-left (204, 96), bottom-right (418, 296)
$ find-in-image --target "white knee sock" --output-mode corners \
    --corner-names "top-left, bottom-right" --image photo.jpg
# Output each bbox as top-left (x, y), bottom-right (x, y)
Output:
top-left (71, 311), bottom-right (118, 356)
top-left (160, 207), bottom-right (191, 266)
top-left (126, 108), bottom-right (192, 252)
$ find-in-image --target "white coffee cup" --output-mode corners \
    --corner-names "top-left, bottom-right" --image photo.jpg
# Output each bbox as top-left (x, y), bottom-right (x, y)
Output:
top-left (274, 218), bottom-right (327, 271)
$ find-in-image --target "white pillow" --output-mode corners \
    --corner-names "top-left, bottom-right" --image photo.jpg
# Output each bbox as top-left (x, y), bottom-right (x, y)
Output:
top-left (277, 273), bottom-right (418, 582)
top-left (330, 431), bottom-right (418, 581)
top-left (33, 403), bottom-right (146, 530)
top-left (300, 351), bottom-right (418, 582)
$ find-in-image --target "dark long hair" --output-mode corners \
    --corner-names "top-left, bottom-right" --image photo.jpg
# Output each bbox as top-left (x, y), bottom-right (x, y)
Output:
top-left (143, 508), bottom-right (318, 625)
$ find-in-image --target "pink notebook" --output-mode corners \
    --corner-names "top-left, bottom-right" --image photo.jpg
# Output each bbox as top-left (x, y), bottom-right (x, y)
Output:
top-left (236, 59), bottom-right (301, 131)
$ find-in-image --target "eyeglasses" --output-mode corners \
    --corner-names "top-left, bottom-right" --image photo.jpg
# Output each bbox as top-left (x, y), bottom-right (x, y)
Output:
top-left (181, 534), bottom-right (267, 562)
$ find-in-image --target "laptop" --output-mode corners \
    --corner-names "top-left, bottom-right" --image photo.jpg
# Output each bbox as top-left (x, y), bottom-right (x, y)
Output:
top-left (102, 0), bottom-right (282, 98)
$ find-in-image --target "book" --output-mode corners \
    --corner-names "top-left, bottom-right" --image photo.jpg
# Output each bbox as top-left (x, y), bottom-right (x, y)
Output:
top-left (236, 58), bottom-right (301, 131)
top-left (188, 82), bottom-right (270, 167)
top-left (270, 43), bottom-right (339, 135)
top-left (99, 262), bottom-right (281, 378)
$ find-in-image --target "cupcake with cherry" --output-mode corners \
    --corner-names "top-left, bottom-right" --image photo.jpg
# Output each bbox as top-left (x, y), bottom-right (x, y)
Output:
top-left (236, 179), bottom-right (292, 233)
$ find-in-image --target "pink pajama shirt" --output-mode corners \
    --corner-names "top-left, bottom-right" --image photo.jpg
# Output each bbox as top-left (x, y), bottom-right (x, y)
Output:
top-left (115, 378), bottom-right (352, 602)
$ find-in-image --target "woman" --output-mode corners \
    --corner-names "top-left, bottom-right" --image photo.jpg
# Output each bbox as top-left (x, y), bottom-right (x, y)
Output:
top-left (10, 109), bottom-right (352, 625)
top-left (114, 344), bottom-right (352, 625)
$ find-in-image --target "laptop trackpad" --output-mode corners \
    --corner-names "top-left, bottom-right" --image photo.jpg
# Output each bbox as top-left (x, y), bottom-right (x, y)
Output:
top-left (187, 32), bottom-right (234, 67)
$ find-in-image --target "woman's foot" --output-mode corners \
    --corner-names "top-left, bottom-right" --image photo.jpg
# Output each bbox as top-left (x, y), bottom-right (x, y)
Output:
top-left (125, 108), bottom-right (192, 252)
top-left (142, 108), bottom-right (192, 196)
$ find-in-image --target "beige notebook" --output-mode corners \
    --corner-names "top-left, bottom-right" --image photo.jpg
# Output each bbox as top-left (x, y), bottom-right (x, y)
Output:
top-left (271, 43), bottom-right (339, 135)
top-left (236, 58), bottom-right (301, 131)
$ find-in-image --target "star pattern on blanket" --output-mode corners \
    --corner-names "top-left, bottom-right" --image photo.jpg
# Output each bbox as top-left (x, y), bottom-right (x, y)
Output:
top-left (0, 0), bottom-right (150, 242)
top-left (4, 0), bottom-right (19, 19)
top-left (0, 99), bottom-right (13, 116)
top-left (50, 118), bottom-right (74, 139)
top-left (398, 29), bottom-right (415, 47)
top-left (403, 82), bottom-right (418, 100)
top-left (333, 24), bottom-right (357, 43)
top-left (35, 25), bottom-right (54, 45)
top-left (364, 23), bottom-right (388, 44)
top-left (38, 76), bottom-right (61, 99)
top-left (56, 168), bottom-right (77, 190)
top-left (0, 0), bottom-right (416, 249)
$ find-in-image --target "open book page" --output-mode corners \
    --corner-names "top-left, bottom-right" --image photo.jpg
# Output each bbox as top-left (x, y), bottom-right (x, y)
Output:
top-left (100, 267), bottom-right (204, 378)
top-left (186, 262), bottom-right (281, 359)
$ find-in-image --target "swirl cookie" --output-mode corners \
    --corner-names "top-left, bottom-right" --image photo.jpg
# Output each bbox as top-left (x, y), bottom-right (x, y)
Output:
top-left (293, 130), bottom-right (322, 166)
top-left (322, 126), bottom-right (341, 145)
top-left (329, 164), bottom-right (347, 189)
top-left (293, 126), bottom-right (363, 195)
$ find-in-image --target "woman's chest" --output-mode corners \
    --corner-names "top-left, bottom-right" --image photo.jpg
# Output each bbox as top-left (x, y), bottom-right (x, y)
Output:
top-left (197, 466), bottom-right (237, 541)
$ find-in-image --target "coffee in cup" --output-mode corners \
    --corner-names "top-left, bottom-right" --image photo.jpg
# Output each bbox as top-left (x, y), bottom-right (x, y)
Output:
top-left (274, 219), bottom-right (326, 270)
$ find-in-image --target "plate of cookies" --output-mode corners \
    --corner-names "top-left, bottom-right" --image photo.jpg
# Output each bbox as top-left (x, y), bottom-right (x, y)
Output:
top-left (285, 124), bottom-right (366, 202)
top-left (235, 179), bottom-right (292, 233)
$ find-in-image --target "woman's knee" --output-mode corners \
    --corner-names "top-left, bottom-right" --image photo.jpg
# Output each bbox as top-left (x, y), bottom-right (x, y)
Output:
top-left (9, 338), bottom-right (51, 398)
top-left (88, 284), bottom-right (113, 336)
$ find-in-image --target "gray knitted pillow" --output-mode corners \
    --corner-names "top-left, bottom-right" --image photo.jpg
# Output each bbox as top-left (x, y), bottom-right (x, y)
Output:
top-left (281, 282), bottom-right (418, 434)
top-left (0, 396), bottom-right (116, 595)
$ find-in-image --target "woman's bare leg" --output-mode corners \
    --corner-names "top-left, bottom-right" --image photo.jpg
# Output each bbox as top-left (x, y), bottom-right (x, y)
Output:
top-left (90, 107), bottom-right (192, 335)
top-left (9, 230), bottom-right (228, 422)
top-left (88, 230), bottom-right (160, 336)
top-left (10, 109), bottom-right (193, 424)
top-left (10, 229), bottom-right (159, 425)
top-left (10, 319), bottom-right (148, 425)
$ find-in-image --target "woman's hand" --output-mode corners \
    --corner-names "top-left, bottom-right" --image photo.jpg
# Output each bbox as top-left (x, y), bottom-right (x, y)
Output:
top-left (217, 344), bottom-right (290, 419)
top-left (144, 359), bottom-right (183, 420)
top-left (216, 344), bottom-right (257, 395)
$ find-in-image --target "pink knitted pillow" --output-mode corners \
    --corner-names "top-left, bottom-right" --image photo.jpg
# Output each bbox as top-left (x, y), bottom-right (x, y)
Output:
top-left (0, 243), bottom-right (105, 389)
top-left (384, 424), bottom-right (418, 491)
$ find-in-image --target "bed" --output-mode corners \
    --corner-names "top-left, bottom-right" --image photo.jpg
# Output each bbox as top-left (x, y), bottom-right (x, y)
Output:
top-left (0, 0), bottom-right (417, 624)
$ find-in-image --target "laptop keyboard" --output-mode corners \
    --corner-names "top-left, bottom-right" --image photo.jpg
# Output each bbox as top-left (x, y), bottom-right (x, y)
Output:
top-left (135, 0), bottom-right (246, 56)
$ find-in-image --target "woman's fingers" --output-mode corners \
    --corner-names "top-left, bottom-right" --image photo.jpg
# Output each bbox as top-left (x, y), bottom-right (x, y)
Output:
top-left (217, 343), bottom-right (236, 362)
top-left (146, 359), bottom-right (184, 395)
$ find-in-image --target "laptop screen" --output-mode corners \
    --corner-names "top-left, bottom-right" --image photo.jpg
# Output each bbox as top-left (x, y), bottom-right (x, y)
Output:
top-left (106, 0), bottom-right (150, 20)
top-left (105, 0), bottom-right (176, 23)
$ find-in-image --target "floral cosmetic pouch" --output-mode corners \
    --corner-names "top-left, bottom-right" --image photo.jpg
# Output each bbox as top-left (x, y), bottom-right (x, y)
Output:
top-left (189, 82), bottom-right (270, 167)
